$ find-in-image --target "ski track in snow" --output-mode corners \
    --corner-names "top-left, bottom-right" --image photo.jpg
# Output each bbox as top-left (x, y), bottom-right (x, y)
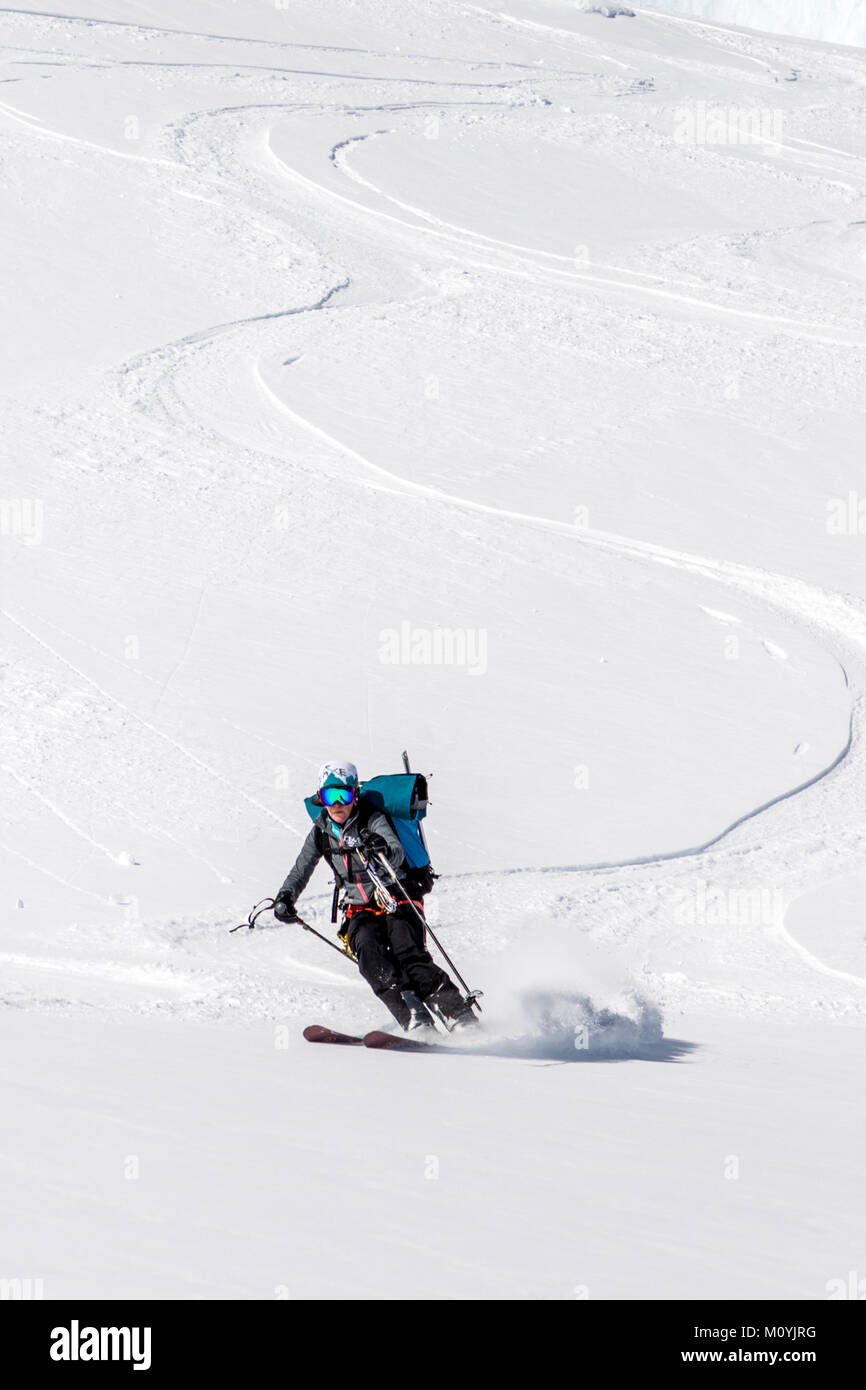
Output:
top-left (268, 130), bottom-right (866, 346)
top-left (1, 608), bottom-right (304, 841)
top-left (3, 4), bottom-right (866, 1036)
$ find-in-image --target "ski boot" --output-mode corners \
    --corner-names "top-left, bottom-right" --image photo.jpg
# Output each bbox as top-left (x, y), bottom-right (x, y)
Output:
top-left (401, 989), bottom-right (439, 1034)
top-left (424, 982), bottom-right (481, 1033)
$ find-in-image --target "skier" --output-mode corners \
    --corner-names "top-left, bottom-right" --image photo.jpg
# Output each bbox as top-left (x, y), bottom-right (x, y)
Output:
top-left (273, 761), bottom-right (477, 1033)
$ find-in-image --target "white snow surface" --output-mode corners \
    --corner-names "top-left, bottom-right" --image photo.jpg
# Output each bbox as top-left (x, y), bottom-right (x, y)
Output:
top-left (637, 1), bottom-right (866, 50)
top-left (2, 0), bottom-right (866, 1299)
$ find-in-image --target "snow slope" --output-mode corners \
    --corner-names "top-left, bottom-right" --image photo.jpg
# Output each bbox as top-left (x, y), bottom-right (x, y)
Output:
top-left (637, 0), bottom-right (866, 50)
top-left (2, 0), bottom-right (866, 1299)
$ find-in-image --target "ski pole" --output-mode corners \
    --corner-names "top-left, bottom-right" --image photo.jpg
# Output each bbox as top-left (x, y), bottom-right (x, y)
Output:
top-left (292, 912), bottom-right (356, 961)
top-left (365, 844), bottom-right (483, 1014)
top-left (294, 914), bottom-right (357, 961)
top-left (230, 898), bottom-right (356, 961)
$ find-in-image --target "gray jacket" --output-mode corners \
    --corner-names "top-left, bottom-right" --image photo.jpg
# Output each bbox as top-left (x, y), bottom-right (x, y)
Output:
top-left (279, 805), bottom-right (406, 908)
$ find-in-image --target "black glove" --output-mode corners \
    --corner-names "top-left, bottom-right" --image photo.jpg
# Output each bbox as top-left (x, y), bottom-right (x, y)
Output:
top-left (273, 893), bottom-right (299, 923)
top-left (412, 865), bottom-right (437, 896)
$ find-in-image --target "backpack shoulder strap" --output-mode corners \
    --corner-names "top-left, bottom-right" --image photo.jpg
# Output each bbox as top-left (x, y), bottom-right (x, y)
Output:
top-left (317, 802), bottom-right (376, 871)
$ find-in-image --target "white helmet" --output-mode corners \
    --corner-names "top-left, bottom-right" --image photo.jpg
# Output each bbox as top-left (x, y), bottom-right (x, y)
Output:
top-left (317, 760), bottom-right (359, 790)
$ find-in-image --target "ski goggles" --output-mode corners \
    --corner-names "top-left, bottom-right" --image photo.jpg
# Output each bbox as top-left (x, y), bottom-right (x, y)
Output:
top-left (318, 785), bottom-right (358, 807)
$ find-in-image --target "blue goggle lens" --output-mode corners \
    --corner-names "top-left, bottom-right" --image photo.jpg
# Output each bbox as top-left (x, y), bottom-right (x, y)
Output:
top-left (319, 786), bottom-right (357, 806)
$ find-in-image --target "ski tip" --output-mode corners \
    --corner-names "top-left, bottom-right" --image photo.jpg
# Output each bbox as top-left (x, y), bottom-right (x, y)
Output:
top-left (362, 1030), bottom-right (402, 1048)
top-left (303, 1024), bottom-right (363, 1045)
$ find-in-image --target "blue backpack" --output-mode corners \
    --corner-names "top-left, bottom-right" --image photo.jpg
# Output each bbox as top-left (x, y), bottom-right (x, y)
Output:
top-left (353, 772), bottom-right (431, 870)
top-left (304, 772), bottom-right (433, 907)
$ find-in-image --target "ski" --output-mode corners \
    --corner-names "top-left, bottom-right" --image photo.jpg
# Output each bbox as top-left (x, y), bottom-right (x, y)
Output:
top-left (303, 1024), bottom-right (365, 1046)
top-left (304, 1024), bottom-right (479, 1050)
top-left (363, 1029), bottom-right (455, 1053)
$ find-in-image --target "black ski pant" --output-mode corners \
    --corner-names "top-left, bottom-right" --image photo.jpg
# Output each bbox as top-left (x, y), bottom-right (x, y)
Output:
top-left (346, 902), bottom-right (463, 1022)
